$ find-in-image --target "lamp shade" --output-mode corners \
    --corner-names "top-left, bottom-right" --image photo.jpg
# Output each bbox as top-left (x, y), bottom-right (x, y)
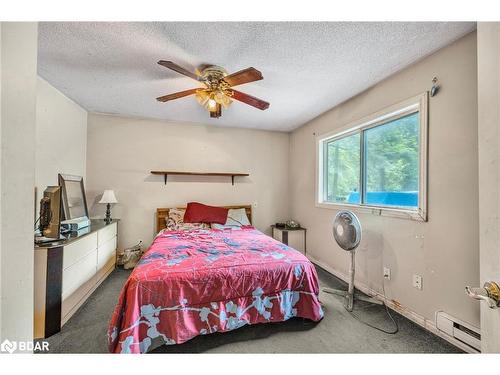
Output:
top-left (99, 190), bottom-right (118, 204)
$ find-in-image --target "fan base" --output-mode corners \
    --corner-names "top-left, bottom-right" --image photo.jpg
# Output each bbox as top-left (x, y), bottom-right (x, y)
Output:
top-left (323, 288), bottom-right (383, 312)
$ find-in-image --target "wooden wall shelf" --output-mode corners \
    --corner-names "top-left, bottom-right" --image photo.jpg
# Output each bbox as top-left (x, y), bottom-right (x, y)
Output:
top-left (150, 171), bottom-right (250, 185)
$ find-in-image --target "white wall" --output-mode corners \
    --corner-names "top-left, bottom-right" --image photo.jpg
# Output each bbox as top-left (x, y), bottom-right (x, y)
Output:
top-left (289, 32), bottom-right (480, 328)
top-left (86, 114), bottom-right (290, 249)
top-left (477, 22), bottom-right (500, 353)
top-left (35, 77), bottom-right (87, 197)
top-left (0, 22), bottom-right (38, 345)
top-left (0, 44), bottom-right (86, 344)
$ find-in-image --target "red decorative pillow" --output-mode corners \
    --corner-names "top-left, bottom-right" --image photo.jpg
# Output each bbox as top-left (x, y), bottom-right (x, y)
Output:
top-left (183, 202), bottom-right (229, 224)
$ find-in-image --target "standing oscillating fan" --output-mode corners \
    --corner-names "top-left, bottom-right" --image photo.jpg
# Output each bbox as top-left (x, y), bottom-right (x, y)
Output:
top-left (323, 210), bottom-right (382, 311)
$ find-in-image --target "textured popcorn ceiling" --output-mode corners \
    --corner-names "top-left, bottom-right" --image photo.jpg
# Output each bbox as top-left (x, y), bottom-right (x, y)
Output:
top-left (38, 22), bottom-right (475, 131)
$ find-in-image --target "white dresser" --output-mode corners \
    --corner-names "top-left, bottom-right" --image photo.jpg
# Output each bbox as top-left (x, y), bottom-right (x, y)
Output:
top-left (34, 220), bottom-right (118, 339)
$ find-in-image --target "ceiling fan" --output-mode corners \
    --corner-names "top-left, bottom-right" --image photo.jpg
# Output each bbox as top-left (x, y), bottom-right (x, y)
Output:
top-left (156, 61), bottom-right (270, 118)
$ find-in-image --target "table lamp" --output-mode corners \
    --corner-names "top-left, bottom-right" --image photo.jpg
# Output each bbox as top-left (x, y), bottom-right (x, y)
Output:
top-left (99, 190), bottom-right (118, 224)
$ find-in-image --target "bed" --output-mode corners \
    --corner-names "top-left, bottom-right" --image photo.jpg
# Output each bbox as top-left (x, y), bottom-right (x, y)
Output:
top-left (107, 205), bottom-right (323, 353)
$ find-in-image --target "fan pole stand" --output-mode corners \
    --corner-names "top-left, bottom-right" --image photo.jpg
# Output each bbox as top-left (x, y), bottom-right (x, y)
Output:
top-left (323, 251), bottom-right (383, 312)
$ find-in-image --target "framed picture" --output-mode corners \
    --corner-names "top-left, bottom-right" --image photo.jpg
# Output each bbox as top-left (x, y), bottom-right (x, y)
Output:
top-left (58, 173), bottom-right (89, 221)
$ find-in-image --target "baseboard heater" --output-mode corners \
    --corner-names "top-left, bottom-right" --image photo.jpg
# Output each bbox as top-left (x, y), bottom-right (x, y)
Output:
top-left (436, 311), bottom-right (481, 352)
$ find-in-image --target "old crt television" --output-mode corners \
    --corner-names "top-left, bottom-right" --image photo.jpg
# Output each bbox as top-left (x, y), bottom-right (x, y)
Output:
top-left (39, 186), bottom-right (62, 239)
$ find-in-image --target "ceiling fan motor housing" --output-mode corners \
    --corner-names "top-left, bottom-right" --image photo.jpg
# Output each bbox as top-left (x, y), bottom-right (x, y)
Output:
top-left (199, 65), bottom-right (228, 85)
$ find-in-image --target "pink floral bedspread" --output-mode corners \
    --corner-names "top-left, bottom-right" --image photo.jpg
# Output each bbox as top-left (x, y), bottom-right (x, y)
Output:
top-left (108, 227), bottom-right (323, 353)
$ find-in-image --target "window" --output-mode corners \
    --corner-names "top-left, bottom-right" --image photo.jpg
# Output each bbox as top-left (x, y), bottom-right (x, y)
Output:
top-left (317, 94), bottom-right (427, 221)
top-left (325, 133), bottom-right (360, 204)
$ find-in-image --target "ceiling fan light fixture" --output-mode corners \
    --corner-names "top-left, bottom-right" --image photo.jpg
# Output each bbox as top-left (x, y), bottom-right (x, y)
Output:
top-left (196, 89), bottom-right (232, 112)
top-left (156, 61), bottom-right (269, 118)
top-left (215, 90), bottom-right (232, 109)
top-left (195, 89), bottom-right (209, 106)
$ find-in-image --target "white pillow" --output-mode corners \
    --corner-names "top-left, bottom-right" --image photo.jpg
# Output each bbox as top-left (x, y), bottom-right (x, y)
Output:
top-left (210, 208), bottom-right (251, 229)
top-left (226, 208), bottom-right (251, 226)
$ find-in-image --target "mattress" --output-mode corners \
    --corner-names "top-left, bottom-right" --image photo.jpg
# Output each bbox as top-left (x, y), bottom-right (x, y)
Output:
top-left (108, 227), bottom-right (323, 353)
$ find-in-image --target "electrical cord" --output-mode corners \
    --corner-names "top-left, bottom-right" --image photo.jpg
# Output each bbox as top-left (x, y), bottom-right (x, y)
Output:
top-left (348, 301), bottom-right (399, 335)
top-left (34, 216), bottom-right (41, 231)
top-left (347, 280), bottom-right (399, 335)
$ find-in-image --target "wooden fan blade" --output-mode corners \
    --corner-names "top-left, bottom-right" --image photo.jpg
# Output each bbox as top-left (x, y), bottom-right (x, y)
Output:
top-left (230, 89), bottom-right (269, 110)
top-left (157, 60), bottom-right (199, 81)
top-left (156, 88), bottom-right (198, 102)
top-left (223, 67), bottom-right (263, 87)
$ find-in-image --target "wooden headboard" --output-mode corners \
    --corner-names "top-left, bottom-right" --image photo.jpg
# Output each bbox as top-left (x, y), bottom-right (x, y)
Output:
top-left (156, 205), bottom-right (252, 233)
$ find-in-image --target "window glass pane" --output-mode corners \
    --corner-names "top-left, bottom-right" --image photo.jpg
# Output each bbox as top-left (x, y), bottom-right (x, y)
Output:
top-left (364, 112), bottom-right (419, 208)
top-left (325, 133), bottom-right (360, 204)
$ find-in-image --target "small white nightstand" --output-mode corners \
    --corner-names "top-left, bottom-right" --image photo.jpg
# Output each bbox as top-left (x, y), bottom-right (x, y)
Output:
top-left (271, 225), bottom-right (306, 255)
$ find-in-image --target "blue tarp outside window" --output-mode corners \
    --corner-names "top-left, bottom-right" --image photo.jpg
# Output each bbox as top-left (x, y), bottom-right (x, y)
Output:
top-left (346, 191), bottom-right (418, 208)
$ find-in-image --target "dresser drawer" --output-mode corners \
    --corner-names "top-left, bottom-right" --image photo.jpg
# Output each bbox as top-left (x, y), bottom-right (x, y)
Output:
top-left (63, 232), bottom-right (98, 270)
top-left (272, 228), bottom-right (281, 242)
top-left (98, 222), bottom-right (117, 247)
top-left (287, 230), bottom-right (306, 254)
top-left (98, 236), bottom-right (117, 271)
top-left (62, 249), bottom-right (97, 300)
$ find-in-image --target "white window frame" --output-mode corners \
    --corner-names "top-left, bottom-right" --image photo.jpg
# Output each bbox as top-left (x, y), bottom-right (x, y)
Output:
top-left (316, 92), bottom-right (428, 221)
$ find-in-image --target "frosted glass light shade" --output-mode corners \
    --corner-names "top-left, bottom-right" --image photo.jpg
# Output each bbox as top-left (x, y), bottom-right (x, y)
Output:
top-left (99, 190), bottom-right (118, 204)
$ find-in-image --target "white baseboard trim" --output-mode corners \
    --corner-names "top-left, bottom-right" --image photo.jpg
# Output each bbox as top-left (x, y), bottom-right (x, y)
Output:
top-left (307, 254), bottom-right (479, 353)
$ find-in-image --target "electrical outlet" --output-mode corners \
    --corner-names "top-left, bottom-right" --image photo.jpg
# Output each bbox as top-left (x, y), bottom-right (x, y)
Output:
top-left (413, 274), bottom-right (423, 290)
top-left (383, 267), bottom-right (391, 280)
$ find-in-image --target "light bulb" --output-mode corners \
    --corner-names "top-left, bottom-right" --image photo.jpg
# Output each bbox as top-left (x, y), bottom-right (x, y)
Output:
top-left (207, 98), bottom-right (217, 111)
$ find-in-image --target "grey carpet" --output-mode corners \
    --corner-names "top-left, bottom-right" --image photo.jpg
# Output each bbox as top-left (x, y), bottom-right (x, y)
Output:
top-left (39, 266), bottom-right (462, 353)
